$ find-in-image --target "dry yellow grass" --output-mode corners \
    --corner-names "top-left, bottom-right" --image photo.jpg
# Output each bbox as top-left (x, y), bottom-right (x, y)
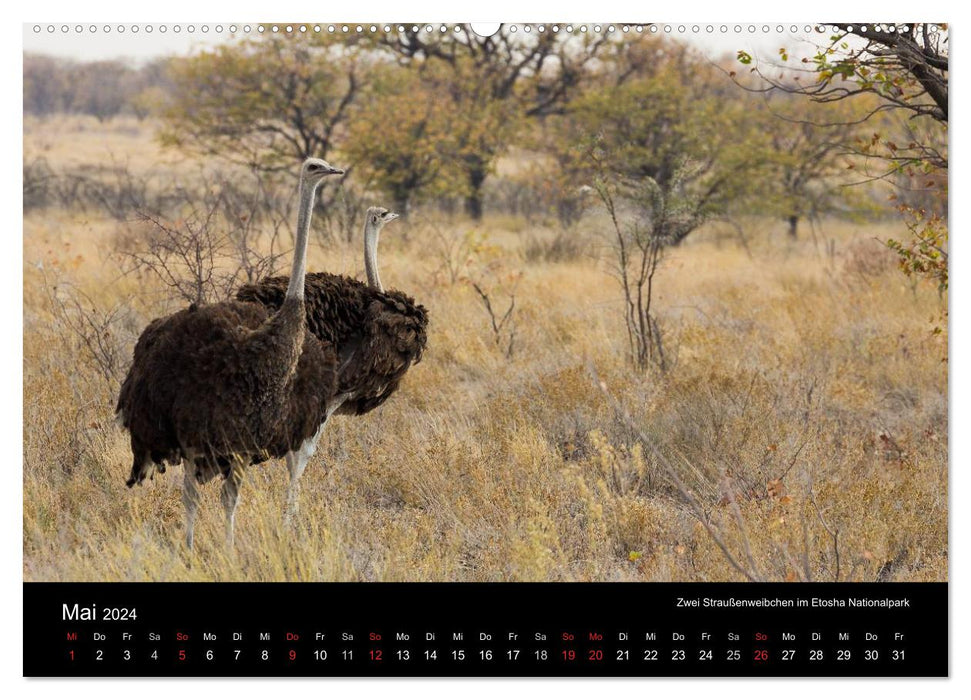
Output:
top-left (22, 120), bottom-right (947, 583)
top-left (24, 115), bottom-right (178, 174)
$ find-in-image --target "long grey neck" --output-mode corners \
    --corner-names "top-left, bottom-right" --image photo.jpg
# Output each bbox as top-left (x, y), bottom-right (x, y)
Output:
top-left (364, 222), bottom-right (383, 292)
top-left (286, 178), bottom-right (318, 300)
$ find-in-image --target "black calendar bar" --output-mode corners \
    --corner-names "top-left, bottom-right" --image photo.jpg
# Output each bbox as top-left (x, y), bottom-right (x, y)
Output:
top-left (24, 582), bottom-right (947, 677)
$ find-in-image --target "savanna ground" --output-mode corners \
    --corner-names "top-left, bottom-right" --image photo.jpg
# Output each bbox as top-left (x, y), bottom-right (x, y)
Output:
top-left (23, 116), bottom-right (947, 582)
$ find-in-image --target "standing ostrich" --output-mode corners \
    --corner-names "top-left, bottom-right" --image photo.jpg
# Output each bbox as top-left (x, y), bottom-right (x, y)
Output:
top-left (236, 207), bottom-right (428, 518)
top-left (116, 158), bottom-right (344, 547)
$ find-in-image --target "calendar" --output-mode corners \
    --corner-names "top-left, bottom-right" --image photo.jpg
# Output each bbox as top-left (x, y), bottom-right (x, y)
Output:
top-left (25, 583), bottom-right (946, 676)
top-left (22, 21), bottom-right (949, 680)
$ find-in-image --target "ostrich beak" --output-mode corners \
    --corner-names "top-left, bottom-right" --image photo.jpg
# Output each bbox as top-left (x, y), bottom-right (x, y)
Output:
top-left (386, 212), bottom-right (400, 222)
top-left (324, 163), bottom-right (345, 176)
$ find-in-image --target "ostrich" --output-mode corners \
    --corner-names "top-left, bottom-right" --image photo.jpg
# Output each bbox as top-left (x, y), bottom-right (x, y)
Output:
top-left (235, 206), bottom-right (428, 519)
top-left (116, 158), bottom-right (344, 547)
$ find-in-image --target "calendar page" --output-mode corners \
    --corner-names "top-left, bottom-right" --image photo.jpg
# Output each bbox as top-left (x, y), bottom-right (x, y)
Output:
top-left (22, 21), bottom-right (948, 677)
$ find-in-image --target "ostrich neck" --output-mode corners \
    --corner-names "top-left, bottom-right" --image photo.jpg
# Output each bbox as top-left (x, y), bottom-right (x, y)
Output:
top-left (286, 178), bottom-right (318, 300)
top-left (258, 174), bottom-right (316, 395)
top-left (364, 223), bottom-right (383, 292)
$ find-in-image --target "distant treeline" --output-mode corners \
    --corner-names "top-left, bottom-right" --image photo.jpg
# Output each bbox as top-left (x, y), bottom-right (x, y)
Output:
top-left (24, 27), bottom-right (945, 227)
top-left (23, 53), bottom-right (173, 121)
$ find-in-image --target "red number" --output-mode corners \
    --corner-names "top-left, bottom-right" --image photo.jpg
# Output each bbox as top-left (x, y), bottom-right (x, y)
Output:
top-left (289, 649), bottom-right (296, 661)
top-left (754, 649), bottom-right (768, 662)
top-left (588, 649), bottom-right (603, 661)
top-left (562, 650), bottom-right (576, 661)
top-left (68, 650), bottom-right (74, 661)
top-left (178, 649), bottom-right (186, 661)
top-left (370, 649), bottom-right (383, 662)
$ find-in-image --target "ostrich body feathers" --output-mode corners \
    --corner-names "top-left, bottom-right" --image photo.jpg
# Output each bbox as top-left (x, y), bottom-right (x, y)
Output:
top-left (236, 271), bottom-right (428, 416)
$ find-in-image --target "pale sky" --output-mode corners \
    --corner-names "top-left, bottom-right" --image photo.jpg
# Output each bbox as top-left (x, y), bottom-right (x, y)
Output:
top-left (22, 22), bottom-right (826, 65)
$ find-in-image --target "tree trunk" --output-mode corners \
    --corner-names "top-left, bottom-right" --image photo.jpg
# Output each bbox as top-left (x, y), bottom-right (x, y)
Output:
top-left (464, 160), bottom-right (487, 221)
top-left (788, 214), bottom-right (799, 239)
top-left (392, 174), bottom-right (419, 219)
top-left (392, 193), bottom-right (410, 219)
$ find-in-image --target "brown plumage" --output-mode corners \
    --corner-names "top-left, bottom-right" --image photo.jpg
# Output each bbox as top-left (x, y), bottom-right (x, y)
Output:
top-left (116, 298), bottom-right (337, 483)
top-left (116, 158), bottom-right (344, 547)
top-left (235, 271), bottom-right (428, 417)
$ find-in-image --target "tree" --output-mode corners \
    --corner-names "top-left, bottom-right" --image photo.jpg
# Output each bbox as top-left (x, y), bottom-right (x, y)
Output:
top-left (736, 24), bottom-right (948, 337)
top-left (566, 60), bottom-right (759, 245)
top-left (558, 45), bottom-right (762, 368)
top-left (128, 86), bottom-right (168, 121)
top-left (24, 54), bottom-right (71, 115)
top-left (375, 25), bottom-right (609, 219)
top-left (126, 59), bottom-right (175, 120)
top-left (735, 24), bottom-right (947, 174)
top-left (812, 24), bottom-right (946, 125)
top-left (24, 54), bottom-right (173, 121)
top-left (161, 34), bottom-right (365, 172)
top-left (343, 61), bottom-right (469, 215)
top-left (24, 56), bottom-right (134, 121)
top-left (75, 61), bottom-right (137, 122)
top-left (753, 98), bottom-right (872, 238)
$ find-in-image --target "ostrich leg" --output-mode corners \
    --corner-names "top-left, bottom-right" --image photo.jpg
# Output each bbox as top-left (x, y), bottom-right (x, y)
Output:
top-left (221, 460), bottom-right (246, 547)
top-left (182, 464), bottom-right (201, 549)
top-left (283, 396), bottom-right (347, 525)
top-left (284, 425), bottom-right (323, 526)
top-left (283, 451), bottom-right (310, 525)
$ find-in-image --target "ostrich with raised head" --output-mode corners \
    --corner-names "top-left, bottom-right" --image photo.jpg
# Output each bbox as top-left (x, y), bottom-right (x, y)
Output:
top-left (236, 207), bottom-right (428, 519)
top-left (116, 157), bottom-right (344, 547)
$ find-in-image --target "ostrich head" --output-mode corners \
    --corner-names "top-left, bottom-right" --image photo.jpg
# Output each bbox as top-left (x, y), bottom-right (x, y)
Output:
top-left (366, 206), bottom-right (399, 227)
top-left (301, 157), bottom-right (345, 184)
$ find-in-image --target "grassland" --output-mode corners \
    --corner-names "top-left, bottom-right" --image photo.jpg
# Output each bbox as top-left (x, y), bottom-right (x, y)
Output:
top-left (23, 117), bottom-right (947, 582)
